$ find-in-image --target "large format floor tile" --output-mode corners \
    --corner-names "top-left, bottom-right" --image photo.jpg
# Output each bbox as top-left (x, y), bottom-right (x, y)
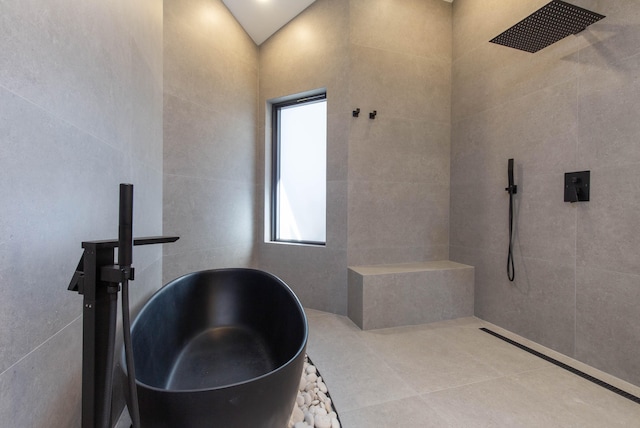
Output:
top-left (117, 309), bottom-right (640, 427)
top-left (305, 309), bottom-right (640, 428)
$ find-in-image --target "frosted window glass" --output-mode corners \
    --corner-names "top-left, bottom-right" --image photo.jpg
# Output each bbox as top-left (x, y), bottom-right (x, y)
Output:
top-left (276, 100), bottom-right (326, 243)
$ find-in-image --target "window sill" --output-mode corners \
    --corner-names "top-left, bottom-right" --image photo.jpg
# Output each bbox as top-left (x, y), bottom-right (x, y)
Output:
top-left (265, 240), bottom-right (326, 248)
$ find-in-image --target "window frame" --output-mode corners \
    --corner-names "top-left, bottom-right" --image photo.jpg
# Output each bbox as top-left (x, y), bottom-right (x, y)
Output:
top-left (270, 92), bottom-right (327, 246)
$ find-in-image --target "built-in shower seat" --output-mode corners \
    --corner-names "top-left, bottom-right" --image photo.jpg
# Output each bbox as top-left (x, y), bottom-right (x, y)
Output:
top-left (347, 261), bottom-right (474, 330)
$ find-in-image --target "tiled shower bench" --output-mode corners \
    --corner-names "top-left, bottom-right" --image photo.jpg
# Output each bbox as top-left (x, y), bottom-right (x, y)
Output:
top-left (347, 261), bottom-right (474, 330)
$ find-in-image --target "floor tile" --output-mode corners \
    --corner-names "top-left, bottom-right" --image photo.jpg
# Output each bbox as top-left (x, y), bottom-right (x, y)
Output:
top-left (432, 326), bottom-right (552, 376)
top-left (359, 327), bottom-right (503, 393)
top-left (510, 366), bottom-right (640, 427)
top-left (421, 375), bottom-right (571, 427)
top-left (307, 330), bottom-right (416, 412)
top-left (307, 311), bottom-right (640, 427)
top-left (340, 396), bottom-right (453, 428)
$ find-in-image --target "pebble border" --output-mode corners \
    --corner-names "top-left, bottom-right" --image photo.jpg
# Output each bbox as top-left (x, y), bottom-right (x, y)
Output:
top-left (288, 355), bottom-right (341, 428)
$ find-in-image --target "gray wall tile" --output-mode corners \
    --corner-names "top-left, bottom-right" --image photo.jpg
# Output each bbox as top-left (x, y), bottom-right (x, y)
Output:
top-left (0, 0), bottom-right (164, 424)
top-left (0, 318), bottom-right (82, 427)
top-left (350, 0), bottom-right (452, 61)
top-left (577, 165), bottom-right (640, 277)
top-left (163, 94), bottom-right (256, 183)
top-left (0, 0), bottom-right (134, 150)
top-left (162, 0), bottom-right (258, 282)
top-left (347, 0), bottom-right (452, 269)
top-left (576, 267), bottom-right (640, 386)
top-left (256, 0), bottom-right (350, 314)
top-left (163, 174), bottom-right (255, 257)
top-left (350, 45), bottom-right (451, 124)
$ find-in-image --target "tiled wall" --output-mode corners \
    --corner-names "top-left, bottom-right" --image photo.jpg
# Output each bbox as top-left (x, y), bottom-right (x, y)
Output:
top-left (347, 0), bottom-right (452, 266)
top-left (450, 0), bottom-right (640, 386)
top-left (257, 0), bottom-right (351, 315)
top-left (0, 0), bottom-right (164, 425)
top-left (162, 0), bottom-right (259, 283)
top-left (257, 0), bottom-right (452, 315)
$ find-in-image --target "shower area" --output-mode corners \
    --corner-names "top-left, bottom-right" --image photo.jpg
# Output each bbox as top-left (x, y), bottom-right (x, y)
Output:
top-left (2, 0), bottom-right (640, 425)
top-left (450, 0), bottom-right (640, 388)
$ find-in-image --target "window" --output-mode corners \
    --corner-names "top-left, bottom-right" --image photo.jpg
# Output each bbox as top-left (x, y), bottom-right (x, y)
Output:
top-left (271, 93), bottom-right (327, 245)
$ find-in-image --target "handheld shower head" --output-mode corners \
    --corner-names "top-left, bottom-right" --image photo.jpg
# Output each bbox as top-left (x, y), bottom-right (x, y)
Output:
top-left (506, 158), bottom-right (517, 195)
top-left (506, 158), bottom-right (516, 282)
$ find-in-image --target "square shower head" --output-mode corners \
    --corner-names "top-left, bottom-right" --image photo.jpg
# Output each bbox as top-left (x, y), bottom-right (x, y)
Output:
top-left (489, 0), bottom-right (605, 53)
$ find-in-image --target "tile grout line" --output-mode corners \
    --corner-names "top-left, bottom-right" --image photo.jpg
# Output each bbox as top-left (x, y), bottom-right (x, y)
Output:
top-left (355, 326), bottom-right (422, 402)
top-left (0, 315), bottom-right (82, 379)
top-left (0, 83), bottom-right (126, 158)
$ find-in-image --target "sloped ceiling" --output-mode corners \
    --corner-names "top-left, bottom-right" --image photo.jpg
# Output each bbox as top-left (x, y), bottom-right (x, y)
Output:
top-left (222, 0), bottom-right (318, 45)
top-left (222, 0), bottom-right (453, 46)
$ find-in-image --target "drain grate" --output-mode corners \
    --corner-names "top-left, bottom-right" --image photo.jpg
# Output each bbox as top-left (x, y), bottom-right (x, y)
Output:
top-left (479, 328), bottom-right (640, 405)
top-left (489, 0), bottom-right (605, 53)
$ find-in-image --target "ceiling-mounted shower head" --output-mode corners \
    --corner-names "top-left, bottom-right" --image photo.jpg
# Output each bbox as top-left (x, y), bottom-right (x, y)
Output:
top-left (489, 0), bottom-right (605, 53)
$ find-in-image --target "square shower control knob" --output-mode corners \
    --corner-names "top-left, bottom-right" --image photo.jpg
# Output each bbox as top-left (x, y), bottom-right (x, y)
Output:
top-left (564, 171), bottom-right (590, 202)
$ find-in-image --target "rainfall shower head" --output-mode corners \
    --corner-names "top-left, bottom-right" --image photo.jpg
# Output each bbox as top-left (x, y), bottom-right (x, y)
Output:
top-left (489, 0), bottom-right (605, 53)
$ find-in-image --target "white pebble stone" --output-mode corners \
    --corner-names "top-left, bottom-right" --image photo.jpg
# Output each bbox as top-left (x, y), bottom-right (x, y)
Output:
top-left (304, 411), bottom-right (314, 426)
top-left (292, 357), bottom-right (340, 428)
top-left (291, 406), bottom-right (304, 424)
top-left (315, 414), bottom-right (331, 428)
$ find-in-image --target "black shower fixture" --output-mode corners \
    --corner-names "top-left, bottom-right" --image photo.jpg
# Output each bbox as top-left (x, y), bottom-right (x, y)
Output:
top-left (505, 159), bottom-right (517, 282)
top-left (68, 184), bottom-right (179, 428)
top-left (564, 170), bottom-right (590, 202)
top-left (490, 0), bottom-right (605, 53)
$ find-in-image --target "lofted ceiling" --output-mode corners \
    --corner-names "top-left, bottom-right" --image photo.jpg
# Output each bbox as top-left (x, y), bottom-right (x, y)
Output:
top-left (221, 0), bottom-right (318, 45)
top-left (222, 0), bottom-right (453, 46)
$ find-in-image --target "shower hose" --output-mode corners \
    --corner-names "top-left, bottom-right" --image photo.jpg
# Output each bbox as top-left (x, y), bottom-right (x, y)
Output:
top-left (122, 277), bottom-right (141, 428)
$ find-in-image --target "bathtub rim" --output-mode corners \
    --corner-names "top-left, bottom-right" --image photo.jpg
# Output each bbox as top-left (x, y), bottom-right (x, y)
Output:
top-left (121, 267), bottom-right (309, 394)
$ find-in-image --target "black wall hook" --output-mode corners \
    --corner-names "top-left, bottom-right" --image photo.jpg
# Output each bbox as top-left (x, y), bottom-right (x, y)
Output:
top-left (369, 110), bottom-right (377, 119)
top-left (352, 108), bottom-right (360, 117)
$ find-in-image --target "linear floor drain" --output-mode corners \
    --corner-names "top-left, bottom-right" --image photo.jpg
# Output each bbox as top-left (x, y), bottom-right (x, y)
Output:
top-left (479, 328), bottom-right (640, 405)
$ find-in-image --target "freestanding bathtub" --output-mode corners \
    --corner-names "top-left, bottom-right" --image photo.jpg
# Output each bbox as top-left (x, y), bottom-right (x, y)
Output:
top-left (121, 268), bottom-right (308, 427)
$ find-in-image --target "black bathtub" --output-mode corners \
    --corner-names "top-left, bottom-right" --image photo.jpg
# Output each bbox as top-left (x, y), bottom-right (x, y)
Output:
top-left (121, 268), bottom-right (308, 427)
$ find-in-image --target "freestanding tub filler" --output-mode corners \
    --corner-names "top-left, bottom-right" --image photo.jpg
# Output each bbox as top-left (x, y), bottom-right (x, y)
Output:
top-left (121, 268), bottom-right (308, 427)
